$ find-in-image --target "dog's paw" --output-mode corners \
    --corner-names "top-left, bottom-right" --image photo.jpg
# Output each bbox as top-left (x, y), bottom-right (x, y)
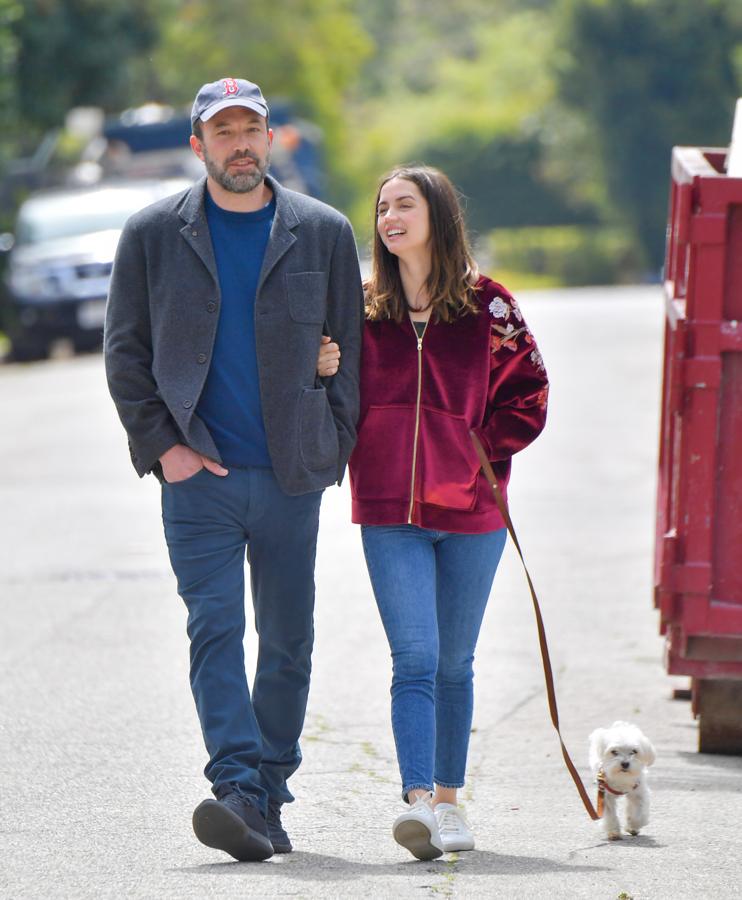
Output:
top-left (607, 831), bottom-right (623, 841)
top-left (626, 814), bottom-right (649, 834)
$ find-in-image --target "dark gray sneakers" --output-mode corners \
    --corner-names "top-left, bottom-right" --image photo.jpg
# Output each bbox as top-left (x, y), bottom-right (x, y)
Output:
top-left (192, 790), bottom-right (274, 861)
top-left (266, 799), bottom-right (293, 853)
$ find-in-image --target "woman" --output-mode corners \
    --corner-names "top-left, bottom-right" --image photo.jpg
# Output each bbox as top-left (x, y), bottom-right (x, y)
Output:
top-left (318, 165), bottom-right (548, 860)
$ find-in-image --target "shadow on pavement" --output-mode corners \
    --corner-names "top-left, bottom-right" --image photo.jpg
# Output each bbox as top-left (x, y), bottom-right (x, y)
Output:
top-left (172, 850), bottom-right (609, 879)
top-left (584, 835), bottom-right (665, 851)
top-left (674, 750), bottom-right (742, 771)
top-left (655, 751), bottom-right (742, 792)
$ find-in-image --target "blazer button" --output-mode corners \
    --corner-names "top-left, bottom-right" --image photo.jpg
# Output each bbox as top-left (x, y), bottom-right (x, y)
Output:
top-left (207, 302), bottom-right (217, 313)
top-left (192, 230), bottom-right (198, 237)
top-left (183, 400), bottom-right (193, 409)
top-left (197, 353), bottom-right (207, 364)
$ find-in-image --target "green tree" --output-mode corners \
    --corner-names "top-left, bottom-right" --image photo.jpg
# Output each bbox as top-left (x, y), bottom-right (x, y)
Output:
top-left (154, 0), bottom-right (372, 205)
top-left (346, 10), bottom-right (590, 238)
top-left (11, 0), bottom-right (159, 138)
top-left (354, 0), bottom-right (499, 97)
top-left (555, 0), bottom-right (742, 269)
top-left (0, 0), bottom-right (21, 161)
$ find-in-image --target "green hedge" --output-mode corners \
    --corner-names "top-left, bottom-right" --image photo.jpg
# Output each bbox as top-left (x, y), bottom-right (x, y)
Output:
top-left (485, 225), bottom-right (647, 287)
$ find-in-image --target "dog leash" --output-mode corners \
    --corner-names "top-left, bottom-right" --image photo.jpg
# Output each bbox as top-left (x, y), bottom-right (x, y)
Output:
top-left (470, 432), bottom-right (600, 821)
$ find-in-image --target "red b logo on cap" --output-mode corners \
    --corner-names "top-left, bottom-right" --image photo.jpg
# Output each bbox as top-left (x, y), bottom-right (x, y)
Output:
top-left (222, 78), bottom-right (239, 95)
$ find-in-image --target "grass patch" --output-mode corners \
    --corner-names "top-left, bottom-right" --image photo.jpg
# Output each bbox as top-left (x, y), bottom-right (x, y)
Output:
top-left (485, 224), bottom-right (646, 287)
top-left (487, 268), bottom-right (563, 291)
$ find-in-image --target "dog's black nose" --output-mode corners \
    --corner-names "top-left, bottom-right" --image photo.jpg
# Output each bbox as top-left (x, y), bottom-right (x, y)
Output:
top-left (621, 761), bottom-right (630, 770)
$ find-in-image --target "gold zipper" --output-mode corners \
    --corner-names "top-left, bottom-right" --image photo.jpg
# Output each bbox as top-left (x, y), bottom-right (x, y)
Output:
top-left (407, 318), bottom-right (429, 523)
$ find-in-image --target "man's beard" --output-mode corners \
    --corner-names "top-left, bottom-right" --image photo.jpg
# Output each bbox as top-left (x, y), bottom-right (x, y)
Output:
top-left (203, 146), bottom-right (270, 193)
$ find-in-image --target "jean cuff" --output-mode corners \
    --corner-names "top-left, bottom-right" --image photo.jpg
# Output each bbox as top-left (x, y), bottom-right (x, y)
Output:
top-left (433, 780), bottom-right (465, 789)
top-left (402, 783), bottom-right (434, 803)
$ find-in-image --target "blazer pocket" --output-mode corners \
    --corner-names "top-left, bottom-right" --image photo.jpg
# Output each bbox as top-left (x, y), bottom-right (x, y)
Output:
top-left (299, 386), bottom-right (339, 471)
top-left (286, 271), bottom-right (328, 324)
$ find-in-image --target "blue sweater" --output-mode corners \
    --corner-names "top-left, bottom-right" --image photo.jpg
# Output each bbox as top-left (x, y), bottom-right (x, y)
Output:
top-left (196, 190), bottom-right (275, 467)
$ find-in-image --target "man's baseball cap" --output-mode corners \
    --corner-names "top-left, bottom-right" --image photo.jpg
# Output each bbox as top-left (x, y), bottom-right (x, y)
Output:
top-left (191, 77), bottom-right (269, 126)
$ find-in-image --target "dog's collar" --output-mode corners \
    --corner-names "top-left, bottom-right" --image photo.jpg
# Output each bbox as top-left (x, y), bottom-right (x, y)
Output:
top-left (597, 769), bottom-right (636, 796)
top-left (596, 768), bottom-right (639, 817)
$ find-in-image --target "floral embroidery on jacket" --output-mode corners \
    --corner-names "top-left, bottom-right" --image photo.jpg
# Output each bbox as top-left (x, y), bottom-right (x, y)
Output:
top-left (489, 293), bottom-right (523, 323)
top-left (488, 297), bottom-right (546, 370)
top-left (488, 293), bottom-right (544, 374)
top-left (488, 297), bottom-right (510, 320)
top-left (491, 322), bottom-right (528, 352)
top-left (530, 348), bottom-right (545, 371)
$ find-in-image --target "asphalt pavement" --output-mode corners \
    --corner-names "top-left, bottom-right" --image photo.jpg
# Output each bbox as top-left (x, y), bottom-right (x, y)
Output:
top-left (1, 285), bottom-right (741, 899)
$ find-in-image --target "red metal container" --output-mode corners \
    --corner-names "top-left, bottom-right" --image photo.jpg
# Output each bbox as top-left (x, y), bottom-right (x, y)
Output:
top-left (656, 146), bottom-right (742, 753)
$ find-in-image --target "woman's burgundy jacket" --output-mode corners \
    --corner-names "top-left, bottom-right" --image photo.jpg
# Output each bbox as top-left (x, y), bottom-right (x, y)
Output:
top-left (348, 275), bottom-right (549, 533)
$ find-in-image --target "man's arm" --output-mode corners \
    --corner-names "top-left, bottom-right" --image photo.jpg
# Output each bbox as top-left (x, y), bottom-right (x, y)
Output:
top-left (322, 218), bottom-right (364, 481)
top-left (104, 219), bottom-right (181, 476)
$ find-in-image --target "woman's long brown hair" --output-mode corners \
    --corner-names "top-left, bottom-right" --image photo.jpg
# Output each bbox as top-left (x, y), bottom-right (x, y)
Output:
top-left (365, 165), bottom-right (480, 323)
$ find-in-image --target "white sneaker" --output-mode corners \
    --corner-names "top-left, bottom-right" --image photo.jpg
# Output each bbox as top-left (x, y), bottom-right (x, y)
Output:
top-left (392, 793), bottom-right (444, 860)
top-left (434, 803), bottom-right (475, 852)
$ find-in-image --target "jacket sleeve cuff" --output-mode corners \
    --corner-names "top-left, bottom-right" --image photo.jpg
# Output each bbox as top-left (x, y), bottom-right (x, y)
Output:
top-left (129, 426), bottom-right (182, 478)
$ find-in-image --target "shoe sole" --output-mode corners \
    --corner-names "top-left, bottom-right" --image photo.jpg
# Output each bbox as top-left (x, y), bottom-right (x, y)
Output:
top-left (192, 800), bottom-right (274, 861)
top-left (267, 830), bottom-right (292, 854)
top-left (270, 841), bottom-right (293, 854)
top-left (393, 819), bottom-right (443, 861)
top-left (441, 840), bottom-right (475, 852)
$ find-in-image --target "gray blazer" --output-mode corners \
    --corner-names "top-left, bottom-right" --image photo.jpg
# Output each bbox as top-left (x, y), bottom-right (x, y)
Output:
top-left (104, 175), bottom-right (364, 495)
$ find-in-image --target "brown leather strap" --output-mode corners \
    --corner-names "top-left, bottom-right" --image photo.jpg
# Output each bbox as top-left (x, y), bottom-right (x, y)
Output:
top-left (470, 431), bottom-right (600, 820)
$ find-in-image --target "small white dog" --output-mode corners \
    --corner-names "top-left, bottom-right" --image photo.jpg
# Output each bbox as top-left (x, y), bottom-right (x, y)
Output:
top-left (588, 721), bottom-right (655, 840)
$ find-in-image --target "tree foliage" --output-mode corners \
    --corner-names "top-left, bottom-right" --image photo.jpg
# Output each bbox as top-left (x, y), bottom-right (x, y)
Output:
top-left (11, 0), bottom-right (159, 137)
top-left (1, 0), bottom-right (740, 279)
top-left (346, 9), bottom-right (591, 238)
top-left (153, 0), bottom-right (372, 203)
top-left (0, 0), bottom-right (21, 159)
top-left (554, 0), bottom-right (742, 268)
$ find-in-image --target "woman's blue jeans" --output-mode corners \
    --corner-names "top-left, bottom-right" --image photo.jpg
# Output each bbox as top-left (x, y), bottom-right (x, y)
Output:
top-left (361, 524), bottom-right (507, 799)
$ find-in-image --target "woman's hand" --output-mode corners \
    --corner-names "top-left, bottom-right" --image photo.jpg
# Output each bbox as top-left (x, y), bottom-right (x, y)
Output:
top-left (317, 334), bottom-right (341, 377)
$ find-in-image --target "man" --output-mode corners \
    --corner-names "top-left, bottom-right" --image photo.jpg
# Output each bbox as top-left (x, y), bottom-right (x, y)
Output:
top-left (105, 77), bottom-right (363, 862)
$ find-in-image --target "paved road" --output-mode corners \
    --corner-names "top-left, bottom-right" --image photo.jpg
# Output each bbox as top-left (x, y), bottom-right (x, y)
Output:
top-left (2, 286), bottom-right (740, 899)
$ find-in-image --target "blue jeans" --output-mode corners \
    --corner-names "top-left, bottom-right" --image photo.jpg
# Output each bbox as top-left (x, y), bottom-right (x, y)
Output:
top-left (361, 524), bottom-right (507, 799)
top-left (161, 466), bottom-right (323, 814)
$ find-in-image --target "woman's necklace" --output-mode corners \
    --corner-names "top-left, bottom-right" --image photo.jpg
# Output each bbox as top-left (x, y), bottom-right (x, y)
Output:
top-left (406, 286), bottom-right (432, 313)
top-left (407, 299), bottom-right (432, 313)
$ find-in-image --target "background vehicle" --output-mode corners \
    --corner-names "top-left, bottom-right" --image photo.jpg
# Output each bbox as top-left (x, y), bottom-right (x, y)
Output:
top-left (91, 102), bottom-right (323, 197)
top-left (1, 178), bottom-right (190, 361)
top-left (0, 101), bottom-right (324, 362)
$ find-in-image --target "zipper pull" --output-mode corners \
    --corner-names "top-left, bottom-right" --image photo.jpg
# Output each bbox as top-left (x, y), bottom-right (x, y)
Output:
top-left (417, 338), bottom-right (423, 351)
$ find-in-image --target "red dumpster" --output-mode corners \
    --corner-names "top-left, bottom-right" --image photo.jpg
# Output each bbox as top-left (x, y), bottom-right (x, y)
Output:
top-left (656, 146), bottom-right (742, 754)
